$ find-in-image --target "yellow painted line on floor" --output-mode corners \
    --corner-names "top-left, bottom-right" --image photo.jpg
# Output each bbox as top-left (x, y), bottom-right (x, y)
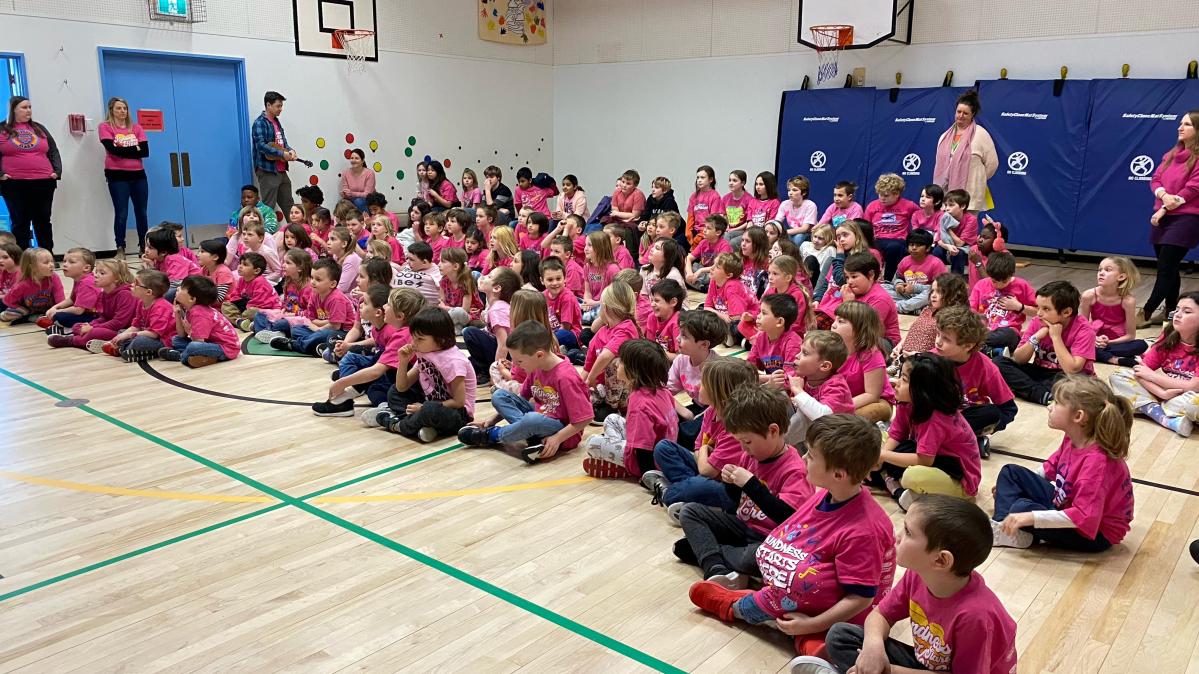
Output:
top-left (0, 470), bottom-right (595, 504)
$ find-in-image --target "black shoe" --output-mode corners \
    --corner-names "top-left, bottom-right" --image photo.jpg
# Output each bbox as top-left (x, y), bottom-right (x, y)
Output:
top-left (1038, 391), bottom-right (1054, 406)
top-left (520, 444), bottom-right (544, 464)
top-left (158, 348), bottom-right (182, 362)
top-left (672, 537), bottom-right (699, 566)
top-left (1115, 356), bottom-right (1138, 367)
top-left (978, 435), bottom-right (991, 459)
top-left (315, 342), bottom-right (331, 361)
top-left (1190, 539), bottom-right (1199, 565)
top-left (457, 425), bottom-right (494, 447)
top-left (566, 348), bottom-right (586, 366)
top-left (269, 336), bottom-right (292, 351)
top-left (331, 369), bottom-right (342, 381)
top-left (592, 402), bottom-right (614, 424)
top-left (312, 399), bottom-right (355, 417)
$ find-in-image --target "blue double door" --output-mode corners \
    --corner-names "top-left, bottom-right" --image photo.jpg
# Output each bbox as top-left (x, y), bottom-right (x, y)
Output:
top-left (100, 49), bottom-right (250, 242)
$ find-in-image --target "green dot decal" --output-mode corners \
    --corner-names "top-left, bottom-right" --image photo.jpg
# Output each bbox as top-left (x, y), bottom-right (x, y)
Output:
top-left (319, 159), bottom-right (329, 170)
top-left (408, 136), bottom-right (417, 146)
top-left (396, 170), bottom-right (405, 180)
top-left (404, 147), bottom-right (413, 157)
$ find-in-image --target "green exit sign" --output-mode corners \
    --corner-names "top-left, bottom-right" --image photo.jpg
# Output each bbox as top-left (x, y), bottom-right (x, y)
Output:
top-left (153, 0), bottom-right (189, 19)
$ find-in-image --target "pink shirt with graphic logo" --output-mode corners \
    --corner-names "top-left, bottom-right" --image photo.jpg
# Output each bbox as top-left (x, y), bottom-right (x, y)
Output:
top-left (721, 191), bottom-right (753, 228)
top-left (687, 190), bottom-right (723, 234)
top-left (864, 197), bottom-right (919, 241)
top-left (668, 353), bottom-right (706, 402)
top-left (705, 277), bottom-right (757, 317)
top-left (971, 276), bottom-right (1036, 332)
top-left (98, 122), bottom-right (147, 172)
top-left (888, 404), bottom-right (982, 495)
top-left (521, 358), bottom-right (592, 449)
top-left (1141, 339), bottom-right (1199, 380)
top-left (943, 349), bottom-right (1014, 407)
top-left (732, 446), bottom-right (813, 535)
top-left (645, 310), bottom-right (680, 354)
top-left (896, 254), bottom-right (946, 286)
top-left (414, 346), bottom-right (477, 418)
top-left (544, 288), bottom-right (582, 337)
top-left (1044, 437), bottom-right (1134, 542)
top-left (583, 262), bottom-right (620, 300)
top-left (749, 329), bottom-right (802, 377)
top-left (690, 237), bottom-right (733, 268)
top-left (4, 275), bottom-right (65, 310)
top-left (0, 123), bottom-right (54, 179)
top-left (515, 185), bottom-right (553, 216)
top-left (746, 197), bottom-right (780, 227)
top-left (185, 304), bottom-right (240, 360)
top-left (1021, 316), bottom-right (1097, 375)
top-left (819, 201), bottom-right (863, 226)
top-left (623, 386), bottom-right (678, 475)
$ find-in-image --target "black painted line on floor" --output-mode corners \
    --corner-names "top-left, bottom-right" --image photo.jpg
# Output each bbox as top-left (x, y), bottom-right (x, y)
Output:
top-left (138, 360), bottom-right (317, 407)
top-left (990, 447), bottom-right (1199, 497)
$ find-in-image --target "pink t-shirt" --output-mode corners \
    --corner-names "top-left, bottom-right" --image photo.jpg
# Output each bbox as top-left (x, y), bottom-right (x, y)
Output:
top-left (610, 188), bottom-right (647, 226)
top-left (1141, 339), bottom-right (1199, 380)
top-left (860, 282), bottom-right (902, 346)
top-left (721, 191), bottom-right (753, 228)
top-left (202, 264), bottom-right (237, 294)
top-left (746, 197), bottom-right (780, 227)
top-left (158, 253), bottom-right (201, 282)
top-left (777, 199), bottom-right (819, 233)
top-left (309, 289), bottom-right (356, 331)
top-left (971, 277), bottom-right (1036, 332)
top-left (564, 259), bottom-right (585, 298)
top-left (98, 122), bottom-right (147, 172)
top-left (752, 487), bottom-right (896, 620)
top-left (749, 329), bottom-right (802, 376)
top-left (440, 278), bottom-right (481, 321)
top-left (635, 293), bottom-right (652, 330)
top-left (840, 348), bottom-right (897, 404)
top-left (185, 304), bottom-right (240, 359)
top-left (584, 319), bottom-right (639, 383)
top-left (4, 275), bottom-right (65, 311)
top-left (1088, 297), bottom-right (1129, 340)
top-left (1021, 316), bottom-right (1097, 375)
top-left (688, 190), bottom-right (723, 235)
top-left (623, 386), bottom-right (679, 475)
top-left (644, 310), bottom-right (680, 354)
top-left (946, 350), bottom-right (1014, 407)
top-left (377, 326), bottom-right (412, 369)
top-left (740, 257), bottom-right (768, 298)
top-left (583, 262), bottom-right (620, 300)
top-left (69, 274), bottom-right (102, 313)
top-left (700, 411), bottom-right (742, 472)
top-left (87, 283), bottom-right (137, 332)
top-left (909, 208), bottom-right (939, 232)
top-left (0, 123), bottom-right (54, 179)
top-left (486, 299), bottom-right (510, 333)
top-left (280, 281), bottom-right (315, 316)
top-left (461, 187), bottom-right (482, 207)
top-left (668, 353), bottom-right (706, 402)
top-left (877, 571), bottom-right (1018, 674)
top-left (1044, 437), bottom-right (1134, 543)
top-left (819, 201), bottom-right (864, 227)
top-left (805, 374), bottom-right (856, 414)
top-left (888, 405), bottom-right (982, 495)
top-left (517, 230), bottom-right (547, 251)
top-left (0, 268), bottom-right (18, 297)
top-left (614, 245), bottom-right (636, 270)
top-left (521, 358), bottom-right (592, 449)
top-left (705, 278), bottom-right (758, 317)
top-left (764, 282), bottom-right (810, 337)
top-left (415, 347), bottom-right (477, 418)
top-left (425, 235), bottom-right (451, 264)
top-left (864, 198), bottom-right (919, 240)
top-left (230, 274), bottom-right (280, 310)
top-left (896, 255), bottom-right (946, 286)
top-left (957, 212), bottom-right (980, 245)
top-left (690, 237), bottom-right (733, 268)
top-left (383, 236), bottom-right (405, 264)
top-left (515, 185), bottom-right (553, 216)
top-left (732, 447), bottom-right (813, 536)
top-left (134, 297), bottom-right (177, 343)
top-left (544, 288), bottom-right (582, 337)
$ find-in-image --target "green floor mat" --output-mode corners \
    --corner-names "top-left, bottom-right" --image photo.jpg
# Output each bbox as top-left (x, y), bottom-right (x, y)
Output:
top-left (241, 334), bottom-right (310, 358)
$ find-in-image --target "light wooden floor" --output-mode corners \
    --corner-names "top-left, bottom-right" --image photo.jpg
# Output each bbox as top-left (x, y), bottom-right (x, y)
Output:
top-left (1, 259), bottom-right (1198, 674)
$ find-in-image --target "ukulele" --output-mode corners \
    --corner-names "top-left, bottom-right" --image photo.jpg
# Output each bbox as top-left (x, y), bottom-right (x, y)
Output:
top-left (268, 142), bottom-right (313, 168)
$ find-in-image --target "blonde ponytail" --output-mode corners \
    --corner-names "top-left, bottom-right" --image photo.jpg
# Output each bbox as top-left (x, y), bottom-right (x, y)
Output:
top-left (1052, 375), bottom-right (1132, 459)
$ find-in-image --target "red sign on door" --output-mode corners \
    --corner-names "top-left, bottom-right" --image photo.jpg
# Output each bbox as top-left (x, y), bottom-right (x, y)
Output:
top-left (137, 109), bottom-right (165, 132)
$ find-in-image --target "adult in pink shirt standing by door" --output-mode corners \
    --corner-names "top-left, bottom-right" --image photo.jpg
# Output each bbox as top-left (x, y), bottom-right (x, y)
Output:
top-left (98, 96), bottom-right (150, 255)
top-left (0, 96), bottom-right (61, 253)
top-left (340, 148), bottom-right (376, 214)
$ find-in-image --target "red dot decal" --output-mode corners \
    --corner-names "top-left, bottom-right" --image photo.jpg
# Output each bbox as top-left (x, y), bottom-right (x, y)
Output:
top-left (344, 149), bottom-right (353, 159)
top-left (308, 175), bottom-right (319, 185)
top-left (443, 158), bottom-right (452, 168)
top-left (345, 133), bottom-right (355, 143)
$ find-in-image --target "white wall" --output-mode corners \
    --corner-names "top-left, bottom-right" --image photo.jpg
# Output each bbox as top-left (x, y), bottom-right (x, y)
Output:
top-left (0, 5), bottom-right (553, 252)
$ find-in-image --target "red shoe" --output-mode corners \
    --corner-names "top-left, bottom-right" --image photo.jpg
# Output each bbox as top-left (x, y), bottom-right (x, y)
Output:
top-left (582, 457), bottom-right (629, 479)
top-left (102, 342), bottom-right (120, 357)
top-left (688, 580), bottom-right (751, 622)
top-left (46, 334), bottom-right (72, 349)
top-left (794, 634), bottom-right (827, 657)
top-left (35, 316), bottom-right (53, 329)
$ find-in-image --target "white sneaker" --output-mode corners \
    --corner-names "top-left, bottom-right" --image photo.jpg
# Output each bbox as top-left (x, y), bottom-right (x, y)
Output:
top-left (707, 571), bottom-right (749, 590)
top-left (896, 488), bottom-right (917, 512)
top-left (787, 656), bottom-right (839, 674)
top-left (254, 329), bottom-right (285, 344)
top-left (84, 339), bottom-right (107, 354)
top-left (360, 402), bottom-right (391, 428)
top-left (417, 426), bottom-right (438, 443)
top-left (666, 502), bottom-right (685, 527)
top-left (991, 519), bottom-right (1034, 549)
top-left (328, 387), bottom-right (361, 405)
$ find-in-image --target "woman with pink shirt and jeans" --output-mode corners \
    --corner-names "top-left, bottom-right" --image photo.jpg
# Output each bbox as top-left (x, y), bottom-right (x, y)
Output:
top-left (340, 149), bottom-right (376, 213)
top-left (98, 97), bottom-right (150, 254)
top-left (0, 96), bottom-right (61, 253)
top-left (1140, 109), bottom-right (1199, 328)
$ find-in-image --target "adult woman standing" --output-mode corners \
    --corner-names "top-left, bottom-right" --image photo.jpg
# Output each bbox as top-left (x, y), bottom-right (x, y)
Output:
top-left (339, 148), bottom-right (375, 213)
top-left (98, 97), bottom-right (150, 254)
top-left (933, 89), bottom-right (998, 213)
top-left (1139, 110), bottom-right (1199, 328)
top-left (424, 159), bottom-right (458, 211)
top-left (0, 96), bottom-right (61, 253)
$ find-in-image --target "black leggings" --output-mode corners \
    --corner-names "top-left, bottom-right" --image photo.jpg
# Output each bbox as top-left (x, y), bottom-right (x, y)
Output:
top-left (1144, 243), bottom-right (1189, 317)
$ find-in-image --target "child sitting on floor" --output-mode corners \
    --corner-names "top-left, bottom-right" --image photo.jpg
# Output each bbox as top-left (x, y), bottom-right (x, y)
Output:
top-left (786, 330), bottom-right (855, 447)
top-left (750, 294), bottom-right (802, 391)
top-left (40, 247), bottom-right (99, 332)
top-left (584, 280), bottom-right (642, 419)
top-left (667, 310), bottom-right (727, 447)
top-left (933, 306), bottom-right (1018, 457)
top-left (540, 257), bottom-right (582, 351)
top-left (462, 266), bottom-right (521, 381)
top-left (994, 280), bottom-right (1096, 406)
top-left (686, 214), bottom-right (733, 292)
top-left (223, 252), bottom-right (281, 328)
top-left (704, 252), bottom-right (758, 343)
top-left (197, 239), bottom-right (235, 303)
top-left (970, 251), bottom-right (1035, 356)
top-left (645, 278), bottom-right (685, 360)
top-left (260, 258), bottom-right (356, 355)
top-left (817, 252), bottom-right (901, 353)
top-left (91, 269), bottom-right (175, 361)
top-left (47, 258), bottom-right (136, 351)
top-left (1, 248), bottom-right (63, 324)
top-left (888, 272), bottom-right (969, 368)
top-left (160, 275), bottom-right (240, 368)
top-left (1081, 256), bottom-right (1147, 366)
top-left (884, 229), bottom-right (945, 315)
top-left (832, 301), bottom-right (896, 424)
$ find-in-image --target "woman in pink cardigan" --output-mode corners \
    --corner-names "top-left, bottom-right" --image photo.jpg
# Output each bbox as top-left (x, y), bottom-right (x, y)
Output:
top-left (1139, 110), bottom-right (1199, 327)
top-left (932, 89), bottom-right (998, 213)
top-left (339, 148), bottom-right (376, 213)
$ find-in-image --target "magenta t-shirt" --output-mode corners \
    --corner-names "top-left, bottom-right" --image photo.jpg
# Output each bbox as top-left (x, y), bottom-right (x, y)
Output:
top-left (415, 347), bottom-right (477, 418)
top-left (691, 237), bottom-right (733, 267)
top-left (909, 208), bottom-right (939, 232)
top-left (135, 297), bottom-right (177, 343)
top-left (732, 447), bottom-right (813, 535)
top-left (232, 274), bottom-right (280, 310)
top-left (746, 197), bottom-right (780, 227)
top-left (98, 122), bottom-right (147, 172)
top-left (521, 358), bottom-right (592, 449)
top-left (70, 274), bottom-right (102, 312)
top-left (1044, 437), bottom-right (1134, 542)
top-left (4, 275), bottom-right (65, 311)
top-left (584, 262), bottom-right (620, 300)
top-left (1021, 316), bottom-right (1097, 374)
top-left (1141, 339), bottom-right (1199, 380)
top-left (544, 288), bottom-right (582, 337)
top-left (700, 411), bottom-right (742, 472)
top-left (623, 387), bottom-right (679, 475)
top-left (584, 319), bottom-right (639, 379)
top-left (89, 283), bottom-right (137, 331)
top-left (688, 189), bottom-right (722, 232)
top-left (878, 571), bottom-right (1018, 674)
top-left (377, 326), bottom-right (412, 369)
top-left (1088, 298), bottom-right (1129, 340)
top-left (614, 245), bottom-right (636, 270)
top-left (819, 201), bottom-right (864, 226)
top-left (720, 191), bottom-right (752, 228)
top-left (0, 123), bottom-right (54, 179)
top-left (186, 304), bottom-right (240, 359)
top-left (839, 348), bottom-right (896, 404)
top-left (705, 277), bottom-right (757, 317)
top-left (888, 405), bottom-right (982, 495)
top-left (158, 253), bottom-right (201, 282)
top-left (947, 350), bottom-right (1014, 407)
top-left (805, 373), bottom-right (856, 414)
top-left (563, 259), bottom-right (585, 298)
top-left (515, 185), bottom-right (552, 216)
top-left (864, 198), bottom-right (919, 240)
top-left (971, 277), bottom-right (1036, 332)
top-left (752, 487), bottom-right (896, 620)
top-left (309, 289), bottom-right (356, 331)
top-left (896, 254), bottom-right (946, 285)
top-left (644, 310), bottom-right (680, 354)
top-left (860, 282), bottom-right (901, 346)
top-left (202, 263), bottom-right (236, 292)
top-left (749, 329), bottom-right (802, 376)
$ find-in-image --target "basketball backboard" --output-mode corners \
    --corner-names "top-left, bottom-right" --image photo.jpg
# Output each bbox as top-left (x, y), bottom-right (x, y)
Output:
top-left (797, 0), bottom-right (913, 50)
top-left (293, 0), bottom-right (378, 62)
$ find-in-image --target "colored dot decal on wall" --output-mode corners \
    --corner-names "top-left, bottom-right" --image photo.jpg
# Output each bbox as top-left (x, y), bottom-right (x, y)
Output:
top-left (404, 147), bottom-right (413, 157)
top-left (319, 160), bottom-right (330, 170)
top-left (396, 170), bottom-right (405, 180)
top-left (345, 133), bottom-right (355, 143)
top-left (372, 161), bottom-right (382, 172)
top-left (444, 158), bottom-right (452, 168)
top-left (408, 136), bottom-right (417, 146)
top-left (424, 154), bottom-right (431, 163)
top-left (315, 137), bottom-right (326, 148)
top-left (370, 140), bottom-right (379, 152)
top-left (344, 149), bottom-right (353, 159)
top-left (308, 175), bottom-right (319, 185)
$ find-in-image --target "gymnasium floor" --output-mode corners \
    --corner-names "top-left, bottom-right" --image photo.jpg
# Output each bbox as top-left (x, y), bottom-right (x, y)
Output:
top-left (1, 259), bottom-right (1198, 673)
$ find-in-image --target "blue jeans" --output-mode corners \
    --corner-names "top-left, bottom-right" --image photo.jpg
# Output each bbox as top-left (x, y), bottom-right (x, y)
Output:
top-left (350, 197), bottom-right (368, 213)
top-left (53, 311), bottom-right (96, 328)
top-left (171, 336), bottom-right (229, 366)
top-left (554, 329), bottom-right (579, 350)
top-left (107, 177), bottom-right (149, 250)
top-left (118, 335), bottom-right (164, 354)
top-left (492, 389), bottom-right (564, 444)
top-left (288, 325), bottom-right (344, 355)
top-left (339, 351), bottom-right (393, 406)
top-left (653, 439), bottom-right (736, 509)
top-left (789, 232), bottom-right (810, 247)
top-left (462, 325), bottom-right (497, 376)
top-left (252, 314), bottom-right (289, 332)
top-left (992, 464), bottom-right (1112, 552)
top-left (1096, 339), bottom-right (1148, 364)
top-left (875, 237), bottom-right (907, 282)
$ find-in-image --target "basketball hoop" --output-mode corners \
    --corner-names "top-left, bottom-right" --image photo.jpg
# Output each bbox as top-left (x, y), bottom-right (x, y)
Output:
top-left (810, 25), bottom-right (854, 84)
top-left (333, 29), bottom-right (374, 73)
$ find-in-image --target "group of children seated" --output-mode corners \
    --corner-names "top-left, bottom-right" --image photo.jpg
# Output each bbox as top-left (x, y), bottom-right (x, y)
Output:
top-left (2, 160), bottom-right (1192, 674)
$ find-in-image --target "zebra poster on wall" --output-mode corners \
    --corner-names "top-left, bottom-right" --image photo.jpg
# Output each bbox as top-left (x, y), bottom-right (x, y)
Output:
top-left (479, 0), bottom-right (548, 45)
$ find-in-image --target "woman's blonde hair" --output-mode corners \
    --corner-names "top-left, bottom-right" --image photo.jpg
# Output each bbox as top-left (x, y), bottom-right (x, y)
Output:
top-left (1102, 256), bottom-right (1140, 298)
top-left (94, 257), bottom-right (134, 285)
top-left (599, 280), bottom-right (637, 326)
top-left (489, 226), bottom-right (519, 268)
top-left (104, 97), bottom-right (132, 128)
top-left (1051, 376), bottom-right (1132, 460)
top-left (700, 357), bottom-right (759, 416)
top-left (586, 231), bottom-right (615, 269)
top-left (834, 300), bottom-right (883, 354)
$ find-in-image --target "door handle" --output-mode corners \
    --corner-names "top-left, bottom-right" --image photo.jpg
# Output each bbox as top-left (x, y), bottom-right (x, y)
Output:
top-left (181, 152), bottom-right (192, 187)
top-left (169, 152), bottom-right (180, 187)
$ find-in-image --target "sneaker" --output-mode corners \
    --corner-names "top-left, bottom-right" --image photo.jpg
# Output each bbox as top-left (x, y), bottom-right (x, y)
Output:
top-left (158, 348), bottom-right (182, 362)
top-left (457, 425), bottom-right (494, 447)
top-left (666, 502), bottom-right (685, 527)
top-left (991, 519), bottom-right (1034, 549)
top-left (186, 355), bottom-right (218, 368)
top-left (520, 444), bottom-right (544, 464)
top-left (46, 334), bottom-right (72, 348)
top-left (590, 403), bottom-right (614, 426)
top-left (639, 470), bottom-right (668, 504)
top-left (1190, 539), bottom-right (1199, 565)
top-left (1168, 415), bottom-right (1194, 438)
top-left (328, 386), bottom-right (359, 405)
top-left (978, 435), bottom-right (991, 459)
top-left (35, 316), bottom-right (53, 329)
top-left (269, 336), bottom-right (292, 351)
top-left (84, 339), bottom-right (108, 354)
top-left (46, 323), bottom-right (69, 336)
top-left (896, 488), bottom-right (916, 513)
top-left (787, 656), bottom-right (839, 674)
top-left (1038, 390), bottom-right (1054, 406)
top-left (360, 403), bottom-right (392, 428)
top-left (687, 580), bottom-right (750, 622)
top-left (235, 318), bottom-right (253, 332)
top-left (672, 537), bottom-right (698, 565)
top-left (312, 399), bottom-right (355, 417)
top-left (122, 346), bottom-right (157, 362)
top-left (417, 426), bottom-right (439, 443)
top-left (254, 329), bottom-right (284, 344)
top-left (707, 571), bottom-right (749, 590)
top-left (582, 457), bottom-right (629, 479)
top-left (1114, 356), bottom-right (1138, 367)
top-left (315, 342), bottom-right (331, 361)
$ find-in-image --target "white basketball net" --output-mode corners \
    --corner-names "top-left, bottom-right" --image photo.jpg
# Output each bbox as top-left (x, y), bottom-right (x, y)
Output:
top-left (335, 30), bottom-right (374, 73)
top-left (811, 25), bottom-right (852, 84)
